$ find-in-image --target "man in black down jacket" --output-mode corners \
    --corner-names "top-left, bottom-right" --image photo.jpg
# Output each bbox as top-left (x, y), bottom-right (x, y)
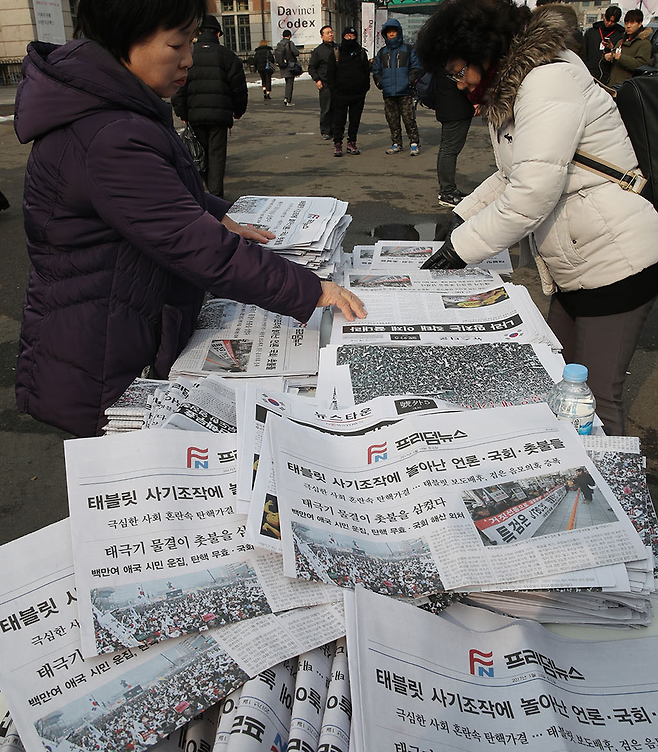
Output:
top-left (172, 15), bottom-right (247, 198)
top-left (326, 27), bottom-right (370, 156)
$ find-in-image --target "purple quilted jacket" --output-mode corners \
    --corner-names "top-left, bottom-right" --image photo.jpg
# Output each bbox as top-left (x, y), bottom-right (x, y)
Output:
top-left (14, 39), bottom-right (321, 437)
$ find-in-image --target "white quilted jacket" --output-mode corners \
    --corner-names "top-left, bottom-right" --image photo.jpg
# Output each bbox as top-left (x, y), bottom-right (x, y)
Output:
top-left (453, 35), bottom-right (658, 295)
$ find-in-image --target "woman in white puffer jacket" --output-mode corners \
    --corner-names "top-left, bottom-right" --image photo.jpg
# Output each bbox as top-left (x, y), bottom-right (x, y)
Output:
top-left (416, 0), bottom-right (658, 436)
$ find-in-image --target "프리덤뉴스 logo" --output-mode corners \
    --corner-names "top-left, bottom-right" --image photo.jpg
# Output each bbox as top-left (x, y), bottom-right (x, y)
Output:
top-left (367, 442), bottom-right (387, 464)
top-left (469, 648), bottom-right (494, 677)
top-left (186, 446), bottom-right (209, 469)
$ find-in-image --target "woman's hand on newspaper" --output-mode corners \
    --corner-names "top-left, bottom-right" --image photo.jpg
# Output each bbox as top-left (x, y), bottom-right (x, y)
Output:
top-left (221, 215), bottom-right (276, 243)
top-left (317, 281), bottom-right (367, 322)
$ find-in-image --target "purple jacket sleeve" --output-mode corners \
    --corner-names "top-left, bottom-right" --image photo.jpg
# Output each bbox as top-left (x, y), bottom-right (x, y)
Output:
top-left (85, 119), bottom-right (322, 322)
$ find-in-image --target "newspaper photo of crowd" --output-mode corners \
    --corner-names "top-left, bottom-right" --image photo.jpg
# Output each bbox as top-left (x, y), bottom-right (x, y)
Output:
top-left (37, 636), bottom-right (248, 752)
top-left (588, 448), bottom-right (658, 576)
top-left (349, 274), bottom-right (412, 288)
top-left (335, 342), bottom-right (556, 407)
top-left (195, 299), bottom-right (241, 329)
top-left (92, 564), bottom-right (270, 652)
top-left (291, 522), bottom-right (444, 598)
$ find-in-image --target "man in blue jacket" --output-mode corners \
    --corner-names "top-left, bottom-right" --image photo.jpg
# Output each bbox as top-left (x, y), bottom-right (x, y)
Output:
top-left (372, 19), bottom-right (421, 155)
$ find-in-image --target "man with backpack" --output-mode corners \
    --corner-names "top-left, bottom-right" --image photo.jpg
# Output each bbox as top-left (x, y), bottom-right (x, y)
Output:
top-left (275, 30), bottom-right (301, 107)
top-left (372, 19), bottom-right (422, 156)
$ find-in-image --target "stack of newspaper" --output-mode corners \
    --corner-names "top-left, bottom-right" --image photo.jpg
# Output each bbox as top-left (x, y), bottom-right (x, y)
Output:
top-left (242, 393), bottom-right (655, 617)
top-left (0, 636), bottom-right (354, 752)
top-left (332, 262), bottom-right (561, 348)
top-left (226, 195), bottom-right (351, 277)
top-left (353, 239), bottom-right (514, 275)
top-left (168, 299), bottom-right (323, 381)
top-left (102, 378), bottom-right (166, 433)
top-left (0, 500), bottom-right (347, 752)
top-left (347, 587), bottom-right (658, 752)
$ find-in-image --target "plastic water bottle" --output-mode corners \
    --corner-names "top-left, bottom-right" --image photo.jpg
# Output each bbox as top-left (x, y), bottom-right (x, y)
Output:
top-left (546, 363), bottom-right (596, 435)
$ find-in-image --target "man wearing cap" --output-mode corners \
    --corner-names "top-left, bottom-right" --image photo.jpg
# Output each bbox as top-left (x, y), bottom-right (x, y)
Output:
top-left (172, 15), bottom-right (247, 198)
top-left (308, 25), bottom-right (337, 139)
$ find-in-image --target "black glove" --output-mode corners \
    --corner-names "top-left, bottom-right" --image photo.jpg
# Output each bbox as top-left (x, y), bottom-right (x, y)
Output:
top-left (434, 212), bottom-right (464, 242)
top-left (420, 236), bottom-right (467, 270)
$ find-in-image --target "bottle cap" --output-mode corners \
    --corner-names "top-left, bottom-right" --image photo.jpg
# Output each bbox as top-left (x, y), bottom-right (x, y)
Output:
top-left (563, 363), bottom-right (588, 383)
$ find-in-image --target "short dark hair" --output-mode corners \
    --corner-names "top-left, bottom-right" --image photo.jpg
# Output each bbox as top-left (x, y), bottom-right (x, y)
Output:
top-left (75, 0), bottom-right (207, 62)
top-left (624, 8), bottom-right (643, 24)
top-left (283, 29), bottom-right (292, 37)
top-left (604, 6), bottom-right (622, 22)
top-left (416, 0), bottom-right (532, 72)
top-left (320, 25), bottom-right (332, 36)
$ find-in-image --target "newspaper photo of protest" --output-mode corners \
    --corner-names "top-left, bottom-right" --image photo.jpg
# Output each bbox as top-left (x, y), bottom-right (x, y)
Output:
top-left (92, 563), bottom-right (271, 653)
top-left (464, 466), bottom-right (619, 546)
top-left (349, 274), bottom-right (412, 289)
top-left (195, 299), bottom-right (238, 329)
top-left (335, 343), bottom-right (556, 407)
top-left (586, 442), bottom-right (658, 576)
top-left (204, 339), bottom-right (253, 373)
top-left (379, 244), bottom-right (435, 258)
top-left (291, 523), bottom-right (444, 597)
top-left (442, 287), bottom-right (510, 309)
top-left (36, 635), bottom-right (248, 752)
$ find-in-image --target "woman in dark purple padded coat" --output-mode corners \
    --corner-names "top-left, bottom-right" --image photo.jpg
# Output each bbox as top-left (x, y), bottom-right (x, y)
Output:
top-left (14, 0), bottom-right (365, 437)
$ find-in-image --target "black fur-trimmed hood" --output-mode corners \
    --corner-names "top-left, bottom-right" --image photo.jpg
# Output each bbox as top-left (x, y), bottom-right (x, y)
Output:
top-left (483, 6), bottom-right (578, 128)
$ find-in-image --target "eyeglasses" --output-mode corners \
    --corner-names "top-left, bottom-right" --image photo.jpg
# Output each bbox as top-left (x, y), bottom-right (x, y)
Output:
top-left (447, 64), bottom-right (468, 84)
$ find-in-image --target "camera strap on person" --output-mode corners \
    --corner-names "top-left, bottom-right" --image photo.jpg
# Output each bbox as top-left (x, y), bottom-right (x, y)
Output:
top-left (571, 149), bottom-right (647, 194)
top-left (571, 72), bottom-right (658, 209)
top-left (615, 73), bottom-right (658, 209)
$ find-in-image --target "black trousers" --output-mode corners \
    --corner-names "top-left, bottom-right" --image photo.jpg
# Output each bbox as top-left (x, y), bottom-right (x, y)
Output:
top-left (436, 118), bottom-right (471, 195)
top-left (332, 93), bottom-right (366, 144)
top-left (192, 125), bottom-right (228, 198)
top-left (318, 84), bottom-right (332, 136)
top-left (259, 70), bottom-right (272, 93)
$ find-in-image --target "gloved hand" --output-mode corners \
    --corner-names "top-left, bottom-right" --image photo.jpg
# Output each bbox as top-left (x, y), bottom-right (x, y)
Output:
top-left (420, 235), bottom-right (467, 270)
top-left (434, 212), bottom-right (464, 242)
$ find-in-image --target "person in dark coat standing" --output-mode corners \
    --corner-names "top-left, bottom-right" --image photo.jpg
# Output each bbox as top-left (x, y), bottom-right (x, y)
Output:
top-left (327, 27), bottom-right (370, 157)
top-left (581, 6), bottom-right (623, 82)
top-left (13, 0), bottom-right (366, 437)
top-left (275, 30), bottom-right (300, 106)
top-left (572, 468), bottom-right (596, 503)
top-left (434, 70), bottom-right (474, 207)
top-left (172, 15), bottom-right (246, 198)
top-left (308, 25), bottom-right (337, 139)
top-left (253, 39), bottom-right (275, 100)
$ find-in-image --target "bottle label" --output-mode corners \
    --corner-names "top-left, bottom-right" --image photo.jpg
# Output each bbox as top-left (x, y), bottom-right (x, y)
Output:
top-left (575, 418), bottom-right (593, 435)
